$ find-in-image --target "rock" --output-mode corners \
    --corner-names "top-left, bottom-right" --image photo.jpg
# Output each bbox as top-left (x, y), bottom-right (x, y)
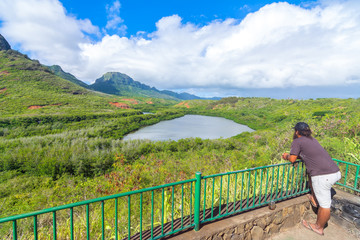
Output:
top-left (223, 233), bottom-right (233, 240)
top-left (244, 232), bottom-right (252, 240)
top-left (251, 226), bottom-right (264, 240)
top-left (273, 211), bottom-right (284, 225)
top-left (299, 204), bottom-right (307, 217)
top-left (293, 206), bottom-right (301, 223)
top-left (265, 215), bottom-right (273, 226)
top-left (235, 224), bottom-right (245, 234)
top-left (254, 217), bottom-right (267, 229)
top-left (231, 234), bottom-right (245, 240)
top-left (245, 222), bottom-right (253, 231)
top-left (266, 223), bottom-right (281, 235)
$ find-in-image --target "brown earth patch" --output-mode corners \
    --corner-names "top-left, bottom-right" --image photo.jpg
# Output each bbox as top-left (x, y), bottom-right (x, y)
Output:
top-left (122, 98), bottom-right (138, 104)
top-left (109, 102), bottom-right (131, 109)
top-left (176, 102), bottom-right (190, 108)
top-left (28, 105), bottom-right (44, 109)
top-left (212, 105), bottom-right (219, 110)
top-left (0, 71), bottom-right (9, 76)
top-left (28, 103), bottom-right (62, 109)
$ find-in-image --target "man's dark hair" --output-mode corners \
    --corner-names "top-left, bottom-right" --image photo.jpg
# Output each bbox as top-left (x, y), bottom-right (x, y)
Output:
top-left (294, 122), bottom-right (312, 138)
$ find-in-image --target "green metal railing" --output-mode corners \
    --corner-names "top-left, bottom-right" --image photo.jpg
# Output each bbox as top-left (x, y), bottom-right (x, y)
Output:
top-left (0, 159), bottom-right (358, 239)
top-left (334, 158), bottom-right (360, 192)
top-left (199, 160), bottom-right (309, 224)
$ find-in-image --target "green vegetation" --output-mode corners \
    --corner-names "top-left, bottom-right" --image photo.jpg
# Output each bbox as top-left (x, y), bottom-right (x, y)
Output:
top-left (1, 44), bottom-right (360, 238)
top-left (1, 96), bottom-right (359, 220)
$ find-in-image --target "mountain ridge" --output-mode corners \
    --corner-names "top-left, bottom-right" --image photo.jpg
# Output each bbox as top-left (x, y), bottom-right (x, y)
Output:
top-left (1, 34), bottom-right (219, 101)
top-left (51, 65), bottom-right (219, 100)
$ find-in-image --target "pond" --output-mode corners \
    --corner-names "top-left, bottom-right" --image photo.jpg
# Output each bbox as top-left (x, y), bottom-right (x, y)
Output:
top-left (123, 114), bottom-right (254, 141)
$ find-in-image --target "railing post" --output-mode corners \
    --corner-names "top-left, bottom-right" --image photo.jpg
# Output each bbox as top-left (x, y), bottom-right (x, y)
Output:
top-left (194, 172), bottom-right (202, 231)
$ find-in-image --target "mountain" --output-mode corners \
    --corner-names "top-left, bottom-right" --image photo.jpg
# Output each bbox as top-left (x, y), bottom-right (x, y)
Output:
top-left (160, 90), bottom-right (220, 100)
top-left (0, 47), bottom-right (155, 117)
top-left (0, 35), bottom-right (216, 101)
top-left (48, 65), bottom-right (89, 89)
top-left (48, 66), bottom-right (208, 100)
top-left (90, 72), bottom-right (178, 99)
top-left (0, 34), bottom-right (11, 51)
top-left (90, 72), bottom-right (215, 100)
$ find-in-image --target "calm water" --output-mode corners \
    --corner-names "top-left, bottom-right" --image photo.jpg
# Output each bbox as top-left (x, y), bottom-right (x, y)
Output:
top-left (123, 115), bottom-right (254, 141)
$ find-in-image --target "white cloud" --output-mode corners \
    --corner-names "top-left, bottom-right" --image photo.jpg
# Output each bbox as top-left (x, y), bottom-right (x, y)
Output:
top-left (105, 0), bottom-right (127, 35)
top-left (1, 0), bottom-right (360, 96)
top-left (0, 0), bottom-right (99, 65)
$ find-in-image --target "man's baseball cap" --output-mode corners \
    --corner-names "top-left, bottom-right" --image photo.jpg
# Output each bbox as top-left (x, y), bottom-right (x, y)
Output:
top-left (294, 122), bottom-right (310, 131)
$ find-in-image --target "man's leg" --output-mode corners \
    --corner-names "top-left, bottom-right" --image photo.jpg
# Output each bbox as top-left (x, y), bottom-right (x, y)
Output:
top-left (308, 207), bottom-right (330, 234)
top-left (304, 173), bottom-right (340, 235)
top-left (307, 175), bottom-right (318, 207)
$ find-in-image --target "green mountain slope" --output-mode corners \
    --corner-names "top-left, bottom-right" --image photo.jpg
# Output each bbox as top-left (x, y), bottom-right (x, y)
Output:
top-left (48, 65), bottom-right (89, 89)
top-left (0, 49), bottom-right (162, 117)
top-left (89, 72), bottom-right (215, 100)
top-left (90, 72), bottom-right (179, 100)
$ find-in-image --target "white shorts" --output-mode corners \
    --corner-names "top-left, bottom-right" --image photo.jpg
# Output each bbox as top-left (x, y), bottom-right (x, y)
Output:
top-left (311, 171), bottom-right (341, 208)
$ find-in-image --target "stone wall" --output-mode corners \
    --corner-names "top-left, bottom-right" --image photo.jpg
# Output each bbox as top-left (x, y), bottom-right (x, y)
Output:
top-left (203, 201), bottom-right (310, 240)
top-left (169, 196), bottom-right (311, 240)
top-left (170, 190), bottom-right (360, 240)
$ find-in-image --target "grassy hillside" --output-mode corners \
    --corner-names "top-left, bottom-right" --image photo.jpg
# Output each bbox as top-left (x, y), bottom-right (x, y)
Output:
top-left (1, 43), bottom-right (360, 238)
top-left (48, 64), bottom-right (90, 89)
top-left (0, 50), bottom-right (179, 117)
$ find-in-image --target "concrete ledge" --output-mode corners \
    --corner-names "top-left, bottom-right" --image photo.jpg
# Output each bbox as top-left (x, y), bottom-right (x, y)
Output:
top-left (168, 195), bottom-right (311, 240)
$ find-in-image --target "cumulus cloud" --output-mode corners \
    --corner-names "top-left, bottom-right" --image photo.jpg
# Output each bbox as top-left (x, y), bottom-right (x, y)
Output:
top-left (0, 0), bottom-right (99, 65)
top-left (105, 0), bottom-right (127, 35)
top-left (1, 0), bottom-right (360, 96)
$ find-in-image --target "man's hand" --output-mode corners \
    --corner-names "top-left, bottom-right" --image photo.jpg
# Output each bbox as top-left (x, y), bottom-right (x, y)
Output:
top-left (282, 152), bottom-right (298, 163)
top-left (282, 152), bottom-right (289, 160)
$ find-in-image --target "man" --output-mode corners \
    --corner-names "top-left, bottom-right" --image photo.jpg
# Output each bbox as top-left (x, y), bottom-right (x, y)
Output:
top-left (282, 122), bottom-right (341, 236)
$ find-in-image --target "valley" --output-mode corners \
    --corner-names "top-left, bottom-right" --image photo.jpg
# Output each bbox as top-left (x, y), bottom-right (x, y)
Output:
top-left (0, 34), bottom-right (359, 237)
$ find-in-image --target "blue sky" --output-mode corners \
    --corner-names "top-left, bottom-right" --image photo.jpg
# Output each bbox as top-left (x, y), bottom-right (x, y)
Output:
top-left (1, 0), bottom-right (360, 99)
top-left (60, 0), bottom-right (307, 37)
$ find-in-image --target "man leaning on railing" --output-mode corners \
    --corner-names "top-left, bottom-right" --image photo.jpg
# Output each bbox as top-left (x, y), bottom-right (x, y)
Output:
top-left (282, 122), bottom-right (341, 236)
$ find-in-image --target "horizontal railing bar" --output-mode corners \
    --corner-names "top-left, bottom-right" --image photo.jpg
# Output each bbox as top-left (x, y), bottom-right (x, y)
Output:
top-left (203, 161), bottom-right (302, 179)
top-left (0, 178), bottom-right (196, 223)
top-left (333, 158), bottom-right (359, 167)
top-left (335, 182), bottom-right (360, 192)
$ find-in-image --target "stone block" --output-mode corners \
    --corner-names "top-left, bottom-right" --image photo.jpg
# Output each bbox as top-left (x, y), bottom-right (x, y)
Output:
top-left (212, 236), bottom-right (222, 240)
top-left (235, 224), bottom-right (245, 234)
top-left (251, 226), bottom-right (264, 240)
top-left (265, 215), bottom-right (273, 225)
top-left (254, 217), bottom-right (267, 229)
top-left (266, 223), bottom-right (281, 235)
top-left (245, 222), bottom-right (253, 231)
top-left (282, 206), bottom-right (294, 218)
top-left (222, 233), bottom-right (233, 240)
top-left (244, 232), bottom-right (251, 240)
top-left (230, 234), bottom-right (245, 240)
top-left (299, 204), bottom-right (307, 216)
top-left (281, 215), bottom-right (295, 229)
top-left (293, 206), bottom-right (301, 223)
top-left (273, 211), bottom-right (284, 225)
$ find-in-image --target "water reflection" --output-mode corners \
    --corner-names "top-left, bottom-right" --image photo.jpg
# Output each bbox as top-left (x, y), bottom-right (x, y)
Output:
top-left (123, 115), bottom-right (254, 141)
